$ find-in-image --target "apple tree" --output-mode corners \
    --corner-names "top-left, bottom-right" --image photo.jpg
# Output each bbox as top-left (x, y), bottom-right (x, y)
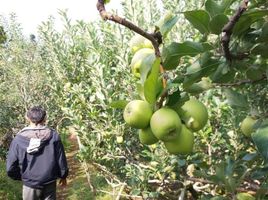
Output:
top-left (1, 0), bottom-right (267, 199)
top-left (96, 0), bottom-right (268, 199)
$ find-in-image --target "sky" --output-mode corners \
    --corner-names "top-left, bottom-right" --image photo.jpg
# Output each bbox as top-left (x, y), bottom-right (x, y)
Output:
top-left (0, 0), bottom-right (122, 35)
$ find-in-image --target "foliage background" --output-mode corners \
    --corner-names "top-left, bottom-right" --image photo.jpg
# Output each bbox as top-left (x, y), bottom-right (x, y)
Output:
top-left (0, 0), bottom-right (268, 199)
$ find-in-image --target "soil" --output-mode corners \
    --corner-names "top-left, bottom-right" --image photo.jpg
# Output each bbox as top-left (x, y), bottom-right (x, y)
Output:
top-left (56, 135), bottom-right (86, 200)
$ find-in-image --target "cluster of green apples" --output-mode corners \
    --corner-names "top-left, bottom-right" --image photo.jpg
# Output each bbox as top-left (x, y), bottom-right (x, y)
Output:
top-left (123, 34), bottom-right (209, 155)
top-left (123, 98), bottom-right (209, 155)
top-left (129, 34), bottom-right (155, 78)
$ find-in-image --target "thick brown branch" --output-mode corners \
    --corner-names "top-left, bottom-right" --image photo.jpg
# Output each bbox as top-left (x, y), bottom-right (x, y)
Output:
top-left (96, 0), bottom-right (161, 57)
top-left (221, 0), bottom-right (249, 62)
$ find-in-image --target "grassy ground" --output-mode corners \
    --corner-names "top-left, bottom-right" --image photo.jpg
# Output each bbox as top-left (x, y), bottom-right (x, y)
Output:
top-left (0, 160), bottom-right (22, 200)
top-left (57, 136), bottom-right (113, 200)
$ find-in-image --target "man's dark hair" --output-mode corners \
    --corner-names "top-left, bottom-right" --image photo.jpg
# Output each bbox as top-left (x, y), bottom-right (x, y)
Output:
top-left (26, 106), bottom-right (46, 124)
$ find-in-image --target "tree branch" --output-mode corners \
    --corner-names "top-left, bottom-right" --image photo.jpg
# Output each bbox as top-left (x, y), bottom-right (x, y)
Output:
top-left (187, 177), bottom-right (263, 194)
top-left (97, 0), bottom-right (169, 108)
top-left (156, 89), bottom-right (168, 109)
top-left (96, 0), bottom-right (162, 57)
top-left (215, 75), bottom-right (267, 87)
top-left (221, 0), bottom-right (249, 62)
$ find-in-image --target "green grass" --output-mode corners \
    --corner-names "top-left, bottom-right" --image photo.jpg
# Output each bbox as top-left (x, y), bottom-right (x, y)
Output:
top-left (0, 160), bottom-right (22, 200)
top-left (66, 174), bottom-right (115, 200)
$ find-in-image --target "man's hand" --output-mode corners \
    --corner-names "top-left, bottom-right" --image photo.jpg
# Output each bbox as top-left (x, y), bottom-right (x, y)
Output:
top-left (59, 178), bottom-right (67, 187)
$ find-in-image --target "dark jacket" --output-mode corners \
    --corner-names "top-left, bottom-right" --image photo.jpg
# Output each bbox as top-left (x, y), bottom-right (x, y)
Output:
top-left (6, 126), bottom-right (68, 189)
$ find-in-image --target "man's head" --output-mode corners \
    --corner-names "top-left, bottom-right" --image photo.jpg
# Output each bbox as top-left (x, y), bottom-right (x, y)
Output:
top-left (26, 106), bottom-right (47, 125)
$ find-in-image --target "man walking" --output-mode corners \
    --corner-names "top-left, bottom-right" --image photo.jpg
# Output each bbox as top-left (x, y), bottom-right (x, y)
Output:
top-left (6, 106), bottom-right (69, 200)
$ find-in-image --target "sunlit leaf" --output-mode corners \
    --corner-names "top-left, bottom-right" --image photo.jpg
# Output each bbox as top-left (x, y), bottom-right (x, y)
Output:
top-left (140, 53), bottom-right (156, 84)
top-left (156, 11), bottom-right (179, 38)
top-left (144, 57), bottom-right (161, 104)
top-left (224, 89), bottom-right (248, 108)
top-left (162, 41), bottom-right (206, 70)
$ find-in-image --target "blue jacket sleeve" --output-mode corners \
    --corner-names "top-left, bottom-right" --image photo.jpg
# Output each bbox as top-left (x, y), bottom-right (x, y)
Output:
top-left (55, 136), bottom-right (69, 179)
top-left (6, 139), bottom-right (21, 180)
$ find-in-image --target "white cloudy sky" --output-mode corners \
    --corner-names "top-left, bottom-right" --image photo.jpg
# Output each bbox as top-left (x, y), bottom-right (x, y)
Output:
top-left (0, 0), bottom-right (122, 35)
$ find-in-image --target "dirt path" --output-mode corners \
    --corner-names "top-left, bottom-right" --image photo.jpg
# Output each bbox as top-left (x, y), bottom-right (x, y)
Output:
top-left (56, 136), bottom-right (88, 200)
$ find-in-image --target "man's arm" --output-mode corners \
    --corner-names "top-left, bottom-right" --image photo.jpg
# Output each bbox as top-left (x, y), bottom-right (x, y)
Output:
top-left (55, 135), bottom-right (69, 179)
top-left (6, 139), bottom-right (21, 180)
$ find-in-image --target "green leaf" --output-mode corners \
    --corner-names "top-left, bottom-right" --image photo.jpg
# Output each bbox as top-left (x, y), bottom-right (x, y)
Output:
top-left (144, 58), bottom-right (161, 104)
top-left (140, 53), bottom-right (156, 84)
top-left (162, 41), bottom-right (206, 70)
top-left (251, 166), bottom-right (268, 179)
top-left (256, 22), bottom-right (268, 42)
top-left (202, 42), bottom-right (215, 51)
top-left (109, 100), bottom-right (128, 109)
top-left (220, 0), bottom-right (235, 12)
top-left (183, 55), bottom-right (219, 87)
top-left (242, 153), bottom-right (258, 161)
top-left (255, 183), bottom-right (268, 199)
top-left (224, 89), bottom-right (248, 108)
top-left (233, 10), bottom-right (268, 36)
top-left (205, 0), bottom-right (223, 17)
top-left (166, 86), bottom-right (181, 106)
top-left (251, 43), bottom-right (268, 58)
top-left (210, 62), bottom-right (235, 83)
top-left (136, 83), bottom-right (145, 100)
top-left (156, 11), bottom-right (179, 38)
top-left (0, 26), bottom-right (7, 44)
top-left (184, 77), bottom-right (212, 95)
top-left (205, 0), bottom-right (234, 17)
top-left (131, 189), bottom-right (141, 196)
top-left (210, 196), bottom-right (229, 200)
top-left (103, 0), bottom-right (111, 4)
top-left (252, 120), bottom-right (268, 162)
top-left (184, 10), bottom-right (210, 34)
top-left (209, 14), bottom-right (229, 34)
top-left (215, 162), bottom-right (226, 183)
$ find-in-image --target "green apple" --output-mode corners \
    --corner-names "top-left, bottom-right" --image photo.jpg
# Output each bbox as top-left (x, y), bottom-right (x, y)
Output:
top-left (178, 99), bottom-right (208, 131)
top-left (236, 193), bottom-right (255, 200)
top-left (138, 127), bottom-right (158, 145)
top-left (150, 107), bottom-right (182, 141)
top-left (123, 100), bottom-right (153, 129)
top-left (129, 34), bottom-right (153, 53)
top-left (240, 116), bottom-right (257, 137)
top-left (130, 48), bottom-right (155, 78)
top-left (164, 125), bottom-right (194, 155)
